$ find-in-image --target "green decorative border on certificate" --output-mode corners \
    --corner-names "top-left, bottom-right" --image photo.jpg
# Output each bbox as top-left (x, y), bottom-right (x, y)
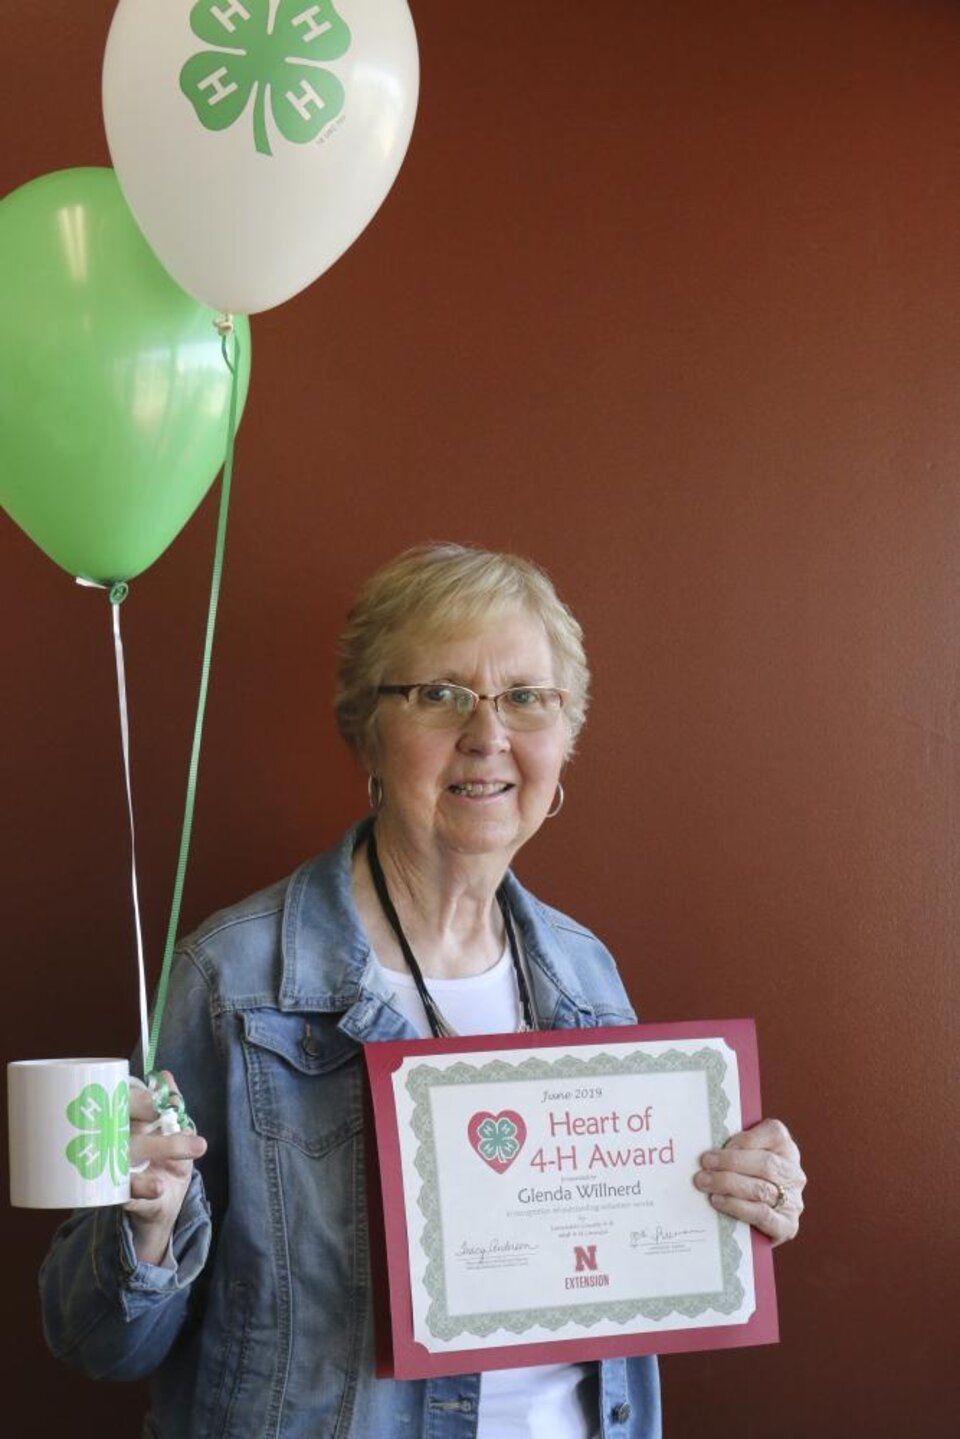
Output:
top-left (407, 1047), bottom-right (744, 1341)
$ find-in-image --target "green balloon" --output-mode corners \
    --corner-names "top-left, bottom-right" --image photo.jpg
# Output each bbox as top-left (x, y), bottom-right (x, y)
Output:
top-left (0, 167), bottom-right (251, 582)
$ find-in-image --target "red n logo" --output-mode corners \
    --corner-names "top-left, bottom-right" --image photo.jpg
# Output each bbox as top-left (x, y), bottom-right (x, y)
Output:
top-left (574, 1245), bottom-right (598, 1272)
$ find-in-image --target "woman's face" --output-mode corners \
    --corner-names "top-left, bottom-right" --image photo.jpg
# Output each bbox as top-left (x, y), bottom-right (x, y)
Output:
top-left (369, 609), bottom-right (568, 873)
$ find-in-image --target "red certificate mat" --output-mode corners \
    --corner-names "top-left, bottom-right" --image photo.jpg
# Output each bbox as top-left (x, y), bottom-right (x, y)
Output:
top-left (365, 1019), bottom-right (778, 1379)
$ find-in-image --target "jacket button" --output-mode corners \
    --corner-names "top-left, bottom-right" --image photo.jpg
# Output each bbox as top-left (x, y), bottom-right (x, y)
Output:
top-left (612, 1402), bottom-right (632, 1423)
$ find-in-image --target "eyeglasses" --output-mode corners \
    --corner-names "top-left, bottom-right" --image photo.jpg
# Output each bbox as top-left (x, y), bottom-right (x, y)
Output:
top-left (376, 683), bottom-right (567, 731)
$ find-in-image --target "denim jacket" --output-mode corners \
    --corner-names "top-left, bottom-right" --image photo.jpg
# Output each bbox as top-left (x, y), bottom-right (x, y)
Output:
top-left (41, 822), bottom-right (661, 1439)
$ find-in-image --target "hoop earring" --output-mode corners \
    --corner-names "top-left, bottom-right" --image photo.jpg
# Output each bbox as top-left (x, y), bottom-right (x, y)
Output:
top-left (546, 782), bottom-right (564, 819)
top-left (367, 775), bottom-right (383, 811)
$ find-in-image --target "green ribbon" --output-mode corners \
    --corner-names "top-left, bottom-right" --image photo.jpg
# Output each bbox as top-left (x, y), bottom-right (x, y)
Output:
top-left (144, 325), bottom-right (242, 1077)
top-left (145, 1070), bottom-right (197, 1134)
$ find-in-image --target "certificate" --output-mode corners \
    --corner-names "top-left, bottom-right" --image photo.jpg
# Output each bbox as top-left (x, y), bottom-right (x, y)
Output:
top-left (364, 1019), bottom-right (778, 1379)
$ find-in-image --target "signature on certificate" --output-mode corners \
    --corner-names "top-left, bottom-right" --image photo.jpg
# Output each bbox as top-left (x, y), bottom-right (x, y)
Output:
top-left (630, 1225), bottom-right (707, 1248)
top-left (456, 1238), bottom-right (539, 1267)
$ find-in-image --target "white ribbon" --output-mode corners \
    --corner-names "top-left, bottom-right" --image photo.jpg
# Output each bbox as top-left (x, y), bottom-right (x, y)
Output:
top-left (77, 578), bottom-right (150, 1072)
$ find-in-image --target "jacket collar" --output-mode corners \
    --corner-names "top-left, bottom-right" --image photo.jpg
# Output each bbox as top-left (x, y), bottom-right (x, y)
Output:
top-left (278, 820), bottom-right (373, 1013)
top-left (278, 819), bottom-right (599, 1037)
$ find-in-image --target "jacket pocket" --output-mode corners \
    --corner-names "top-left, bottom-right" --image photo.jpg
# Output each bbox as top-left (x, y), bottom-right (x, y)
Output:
top-left (241, 1010), bottom-right (363, 1157)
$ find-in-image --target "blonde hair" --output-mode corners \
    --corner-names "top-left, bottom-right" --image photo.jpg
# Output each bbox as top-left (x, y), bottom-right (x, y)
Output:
top-left (335, 543), bottom-right (589, 759)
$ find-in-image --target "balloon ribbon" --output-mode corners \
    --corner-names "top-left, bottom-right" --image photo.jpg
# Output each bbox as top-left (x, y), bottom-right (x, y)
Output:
top-left (104, 581), bottom-right (152, 1068)
top-left (77, 574), bottom-right (153, 1065)
top-left (145, 325), bottom-right (242, 1076)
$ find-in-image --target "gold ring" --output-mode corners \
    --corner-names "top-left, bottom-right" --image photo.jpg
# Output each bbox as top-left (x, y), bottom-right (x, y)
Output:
top-left (772, 1181), bottom-right (788, 1211)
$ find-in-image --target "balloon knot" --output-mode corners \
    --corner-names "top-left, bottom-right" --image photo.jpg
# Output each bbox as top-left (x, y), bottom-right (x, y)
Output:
top-left (213, 314), bottom-right (234, 337)
top-left (109, 581), bottom-right (130, 606)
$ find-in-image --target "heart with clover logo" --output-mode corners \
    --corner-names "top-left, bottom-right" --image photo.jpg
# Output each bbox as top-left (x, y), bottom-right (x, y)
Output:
top-left (467, 1110), bottom-right (527, 1174)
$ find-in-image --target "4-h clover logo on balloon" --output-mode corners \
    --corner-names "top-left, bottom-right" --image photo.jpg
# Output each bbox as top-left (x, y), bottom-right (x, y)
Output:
top-left (65, 1082), bottom-right (130, 1186)
top-left (180, 0), bottom-right (352, 158)
top-left (467, 1110), bottom-right (527, 1174)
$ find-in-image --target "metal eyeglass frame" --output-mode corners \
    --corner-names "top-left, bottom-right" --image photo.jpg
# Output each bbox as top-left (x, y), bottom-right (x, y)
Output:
top-left (376, 683), bottom-right (568, 727)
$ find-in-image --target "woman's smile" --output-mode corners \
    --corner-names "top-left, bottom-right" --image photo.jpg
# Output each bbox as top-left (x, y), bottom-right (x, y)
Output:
top-left (446, 780), bottom-right (514, 799)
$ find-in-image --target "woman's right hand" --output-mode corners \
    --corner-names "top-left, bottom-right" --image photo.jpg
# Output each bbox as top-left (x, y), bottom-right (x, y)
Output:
top-left (123, 1070), bottom-right (208, 1266)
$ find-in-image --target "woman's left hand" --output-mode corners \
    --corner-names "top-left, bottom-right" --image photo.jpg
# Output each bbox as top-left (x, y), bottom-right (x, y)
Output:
top-left (694, 1118), bottom-right (805, 1245)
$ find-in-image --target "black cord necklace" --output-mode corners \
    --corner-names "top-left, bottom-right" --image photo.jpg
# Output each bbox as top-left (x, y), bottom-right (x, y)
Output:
top-left (366, 830), bottom-right (537, 1039)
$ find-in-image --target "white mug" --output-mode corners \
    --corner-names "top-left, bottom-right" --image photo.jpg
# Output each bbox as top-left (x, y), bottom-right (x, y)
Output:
top-left (7, 1058), bottom-right (132, 1209)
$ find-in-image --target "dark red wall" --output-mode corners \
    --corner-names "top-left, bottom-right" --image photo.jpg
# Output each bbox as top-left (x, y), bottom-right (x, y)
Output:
top-left (2, 2), bottom-right (956, 1433)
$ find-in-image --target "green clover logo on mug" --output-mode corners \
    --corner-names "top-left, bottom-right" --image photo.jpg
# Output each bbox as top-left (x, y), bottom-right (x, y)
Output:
top-left (65, 1080), bottom-right (131, 1186)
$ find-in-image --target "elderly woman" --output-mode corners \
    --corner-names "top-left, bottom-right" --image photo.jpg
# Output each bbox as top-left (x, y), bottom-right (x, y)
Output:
top-left (41, 544), bottom-right (805, 1439)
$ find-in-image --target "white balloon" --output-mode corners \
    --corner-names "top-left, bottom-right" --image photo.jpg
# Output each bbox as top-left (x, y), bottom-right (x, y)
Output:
top-left (102, 0), bottom-right (418, 314)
